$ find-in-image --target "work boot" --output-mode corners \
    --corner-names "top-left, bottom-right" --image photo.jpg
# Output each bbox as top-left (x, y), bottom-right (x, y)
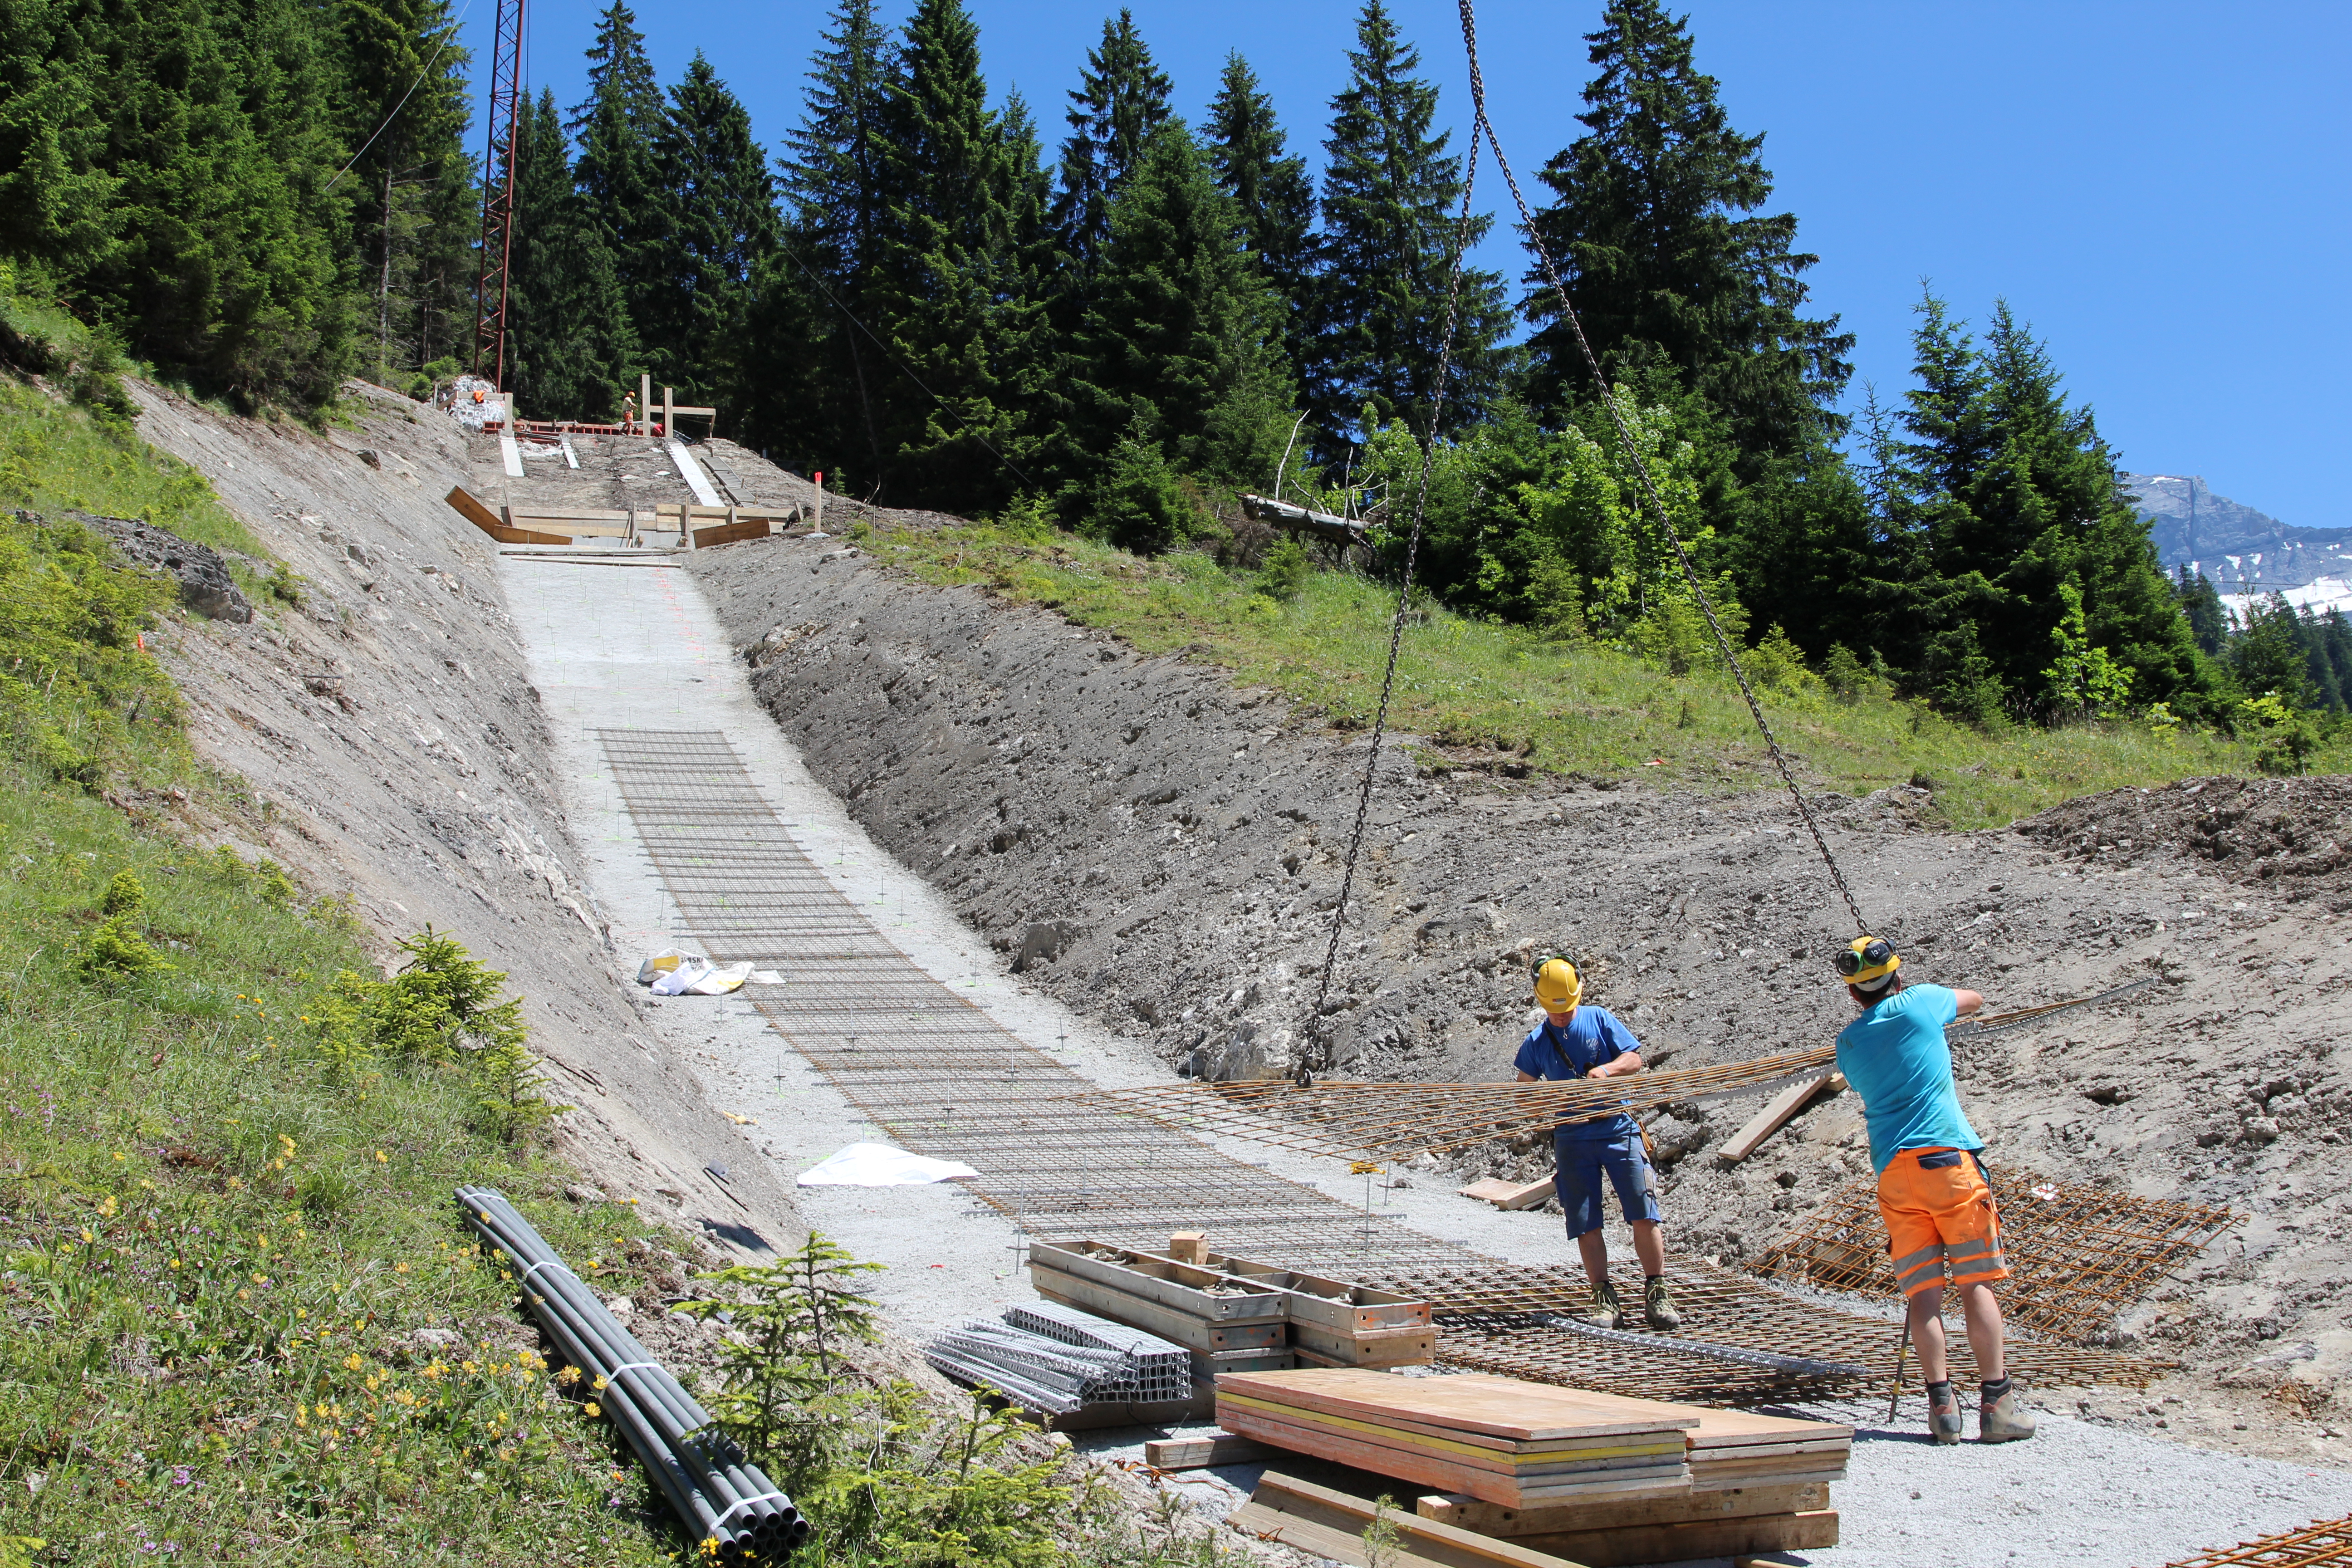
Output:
top-left (1588, 1278), bottom-right (1627, 1330)
top-left (1926, 1380), bottom-right (1963, 1445)
top-left (1644, 1275), bottom-right (1682, 1332)
top-left (1979, 1383), bottom-right (2037, 1444)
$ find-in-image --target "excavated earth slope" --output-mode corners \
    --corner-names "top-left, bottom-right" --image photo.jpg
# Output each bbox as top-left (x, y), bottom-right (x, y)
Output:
top-left (693, 531), bottom-right (2352, 1454)
top-left (120, 379), bottom-right (797, 1243)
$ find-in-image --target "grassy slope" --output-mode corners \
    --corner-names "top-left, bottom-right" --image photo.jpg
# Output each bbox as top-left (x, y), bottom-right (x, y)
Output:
top-left (0, 387), bottom-right (688, 1563)
top-left (858, 523), bottom-right (2347, 830)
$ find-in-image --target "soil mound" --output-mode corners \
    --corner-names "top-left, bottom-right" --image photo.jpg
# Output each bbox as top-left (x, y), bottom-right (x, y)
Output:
top-left (2020, 776), bottom-right (2352, 911)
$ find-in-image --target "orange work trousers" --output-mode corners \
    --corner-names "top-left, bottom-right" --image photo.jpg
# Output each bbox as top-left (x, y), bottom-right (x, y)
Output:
top-left (1877, 1146), bottom-right (2008, 1298)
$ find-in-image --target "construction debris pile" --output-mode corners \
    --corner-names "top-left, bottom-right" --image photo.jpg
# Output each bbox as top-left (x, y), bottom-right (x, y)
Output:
top-left (924, 1301), bottom-right (1191, 1415)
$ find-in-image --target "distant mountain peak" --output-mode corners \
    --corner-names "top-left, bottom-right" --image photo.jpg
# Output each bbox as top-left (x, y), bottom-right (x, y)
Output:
top-left (2123, 473), bottom-right (2352, 615)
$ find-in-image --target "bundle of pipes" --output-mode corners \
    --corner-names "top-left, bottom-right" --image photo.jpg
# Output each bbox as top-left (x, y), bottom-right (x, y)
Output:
top-left (926, 1305), bottom-right (1193, 1414)
top-left (455, 1187), bottom-right (810, 1562)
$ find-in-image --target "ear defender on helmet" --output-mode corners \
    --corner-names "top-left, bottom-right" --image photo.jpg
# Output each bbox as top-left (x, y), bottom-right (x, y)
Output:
top-left (1532, 956), bottom-right (1583, 1013)
top-left (1836, 936), bottom-right (1901, 987)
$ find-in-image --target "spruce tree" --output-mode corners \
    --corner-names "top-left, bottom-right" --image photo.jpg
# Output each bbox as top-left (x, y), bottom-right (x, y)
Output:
top-left (1052, 10), bottom-right (1172, 274)
top-left (1068, 120), bottom-right (1290, 523)
top-left (1888, 292), bottom-right (2210, 720)
top-left (506, 90), bottom-right (641, 420)
top-left (1525, 0), bottom-right (1851, 462)
top-left (1308, 0), bottom-right (1511, 450)
top-left (646, 54), bottom-right (780, 412)
top-left (778, 0), bottom-right (904, 471)
top-left (1203, 52), bottom-right (1317, 400)
top-left (2174, 566), bottom-right (2229, 657)
top-left (867, 0), bottom-right (1034, 510)
top-left (337, 0), bottom-right (474, 384)
top-left (570, 2), bottom-right (668, 342)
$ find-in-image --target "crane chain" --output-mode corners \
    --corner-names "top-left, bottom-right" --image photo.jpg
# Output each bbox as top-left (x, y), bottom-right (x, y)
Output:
top-left (1297, 135), bottom-right (1485, 1080)
top-left (1452, 0), bottom-right (1872, 939)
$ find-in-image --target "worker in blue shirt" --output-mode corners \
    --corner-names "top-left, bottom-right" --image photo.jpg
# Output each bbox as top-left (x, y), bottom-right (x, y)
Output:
top-left (1514, 958), bottom-right (1679, 1332)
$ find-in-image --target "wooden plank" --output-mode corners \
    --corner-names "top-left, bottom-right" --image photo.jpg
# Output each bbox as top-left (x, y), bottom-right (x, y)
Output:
top-left (1031, 1278), bottom-right (1284, 1352)
top-left (1199, 1254), bottom-right (1433, 1332)
top-left (1214, 1371), bottom-right (1700, 1443)
top-left (1246, 1473), bottom-right (1590, 1568)
top-left (691, 517), bottom-right (771, 549)
top-left (1032, 1242), bottom-right (1291, 1322)
top-left (1419, 1481), bottom-right (1831, 1537)
top-left (1684, 1407), bottom-right (1855, 1449)
top-left (1715, 1073), bottom-right (1844, 1163)
top-left (1691, 1466), bottom-right (1845, 1493)
top-left (1220, 1395), bottom-right (1687, 1460)
top-left (1143, 1433), bottom-right (1270, 1470)
top-left (1217, 1409), bottom-right (1686, 1508)
top-left (1289, 1319), bottom-right (1436, 1367)
top-left (510, 507), bottom-right (635, 523)
top-left (446, 487), bottom-right (569, 545)
top-left (1219, 1394), bottom-right (1683, 1470)
top-left (1229, 1500), bottom-right (1486, 1568)
top-left (1514, 1510), bottom-right (1838, 1568)
top-left (1041, 1392), bottom-right (1215, 1431)
top-left (1459, 1176), bottom-right (1557, 1210)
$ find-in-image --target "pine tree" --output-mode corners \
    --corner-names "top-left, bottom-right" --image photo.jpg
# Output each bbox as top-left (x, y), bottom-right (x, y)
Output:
top-left (1525, 0), bottom-right (1851, 462)
top-left (645, 54), bottom-right (780, 412)
top-left (570, 2), bottom-right (668, 340)
top-left (1308, 0), bottom-right (1511, 450)
top-left (867, 0), bottom-right (1034, 510)
top-left (1068, 121), bottom-right (1290, 522)
top-left (337, 0), bottom-right (474, 385)
top-left (1052, 10), bottom-right (1172, 274)
top-left (777, 0), bottom-right (904, 473)
top-left (506, 90), bottom-right (640, 420)
top-left (1203, 52), bottom-right (1317, 399)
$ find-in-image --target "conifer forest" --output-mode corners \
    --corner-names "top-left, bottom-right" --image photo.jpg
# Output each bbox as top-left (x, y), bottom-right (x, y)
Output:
top-left (3, 0), bottom-right (2346, 738)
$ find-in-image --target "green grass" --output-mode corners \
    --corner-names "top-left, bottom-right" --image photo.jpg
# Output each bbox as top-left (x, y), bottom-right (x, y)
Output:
top-left (860, 522), bottom-right (2348, 829)
top-left (0, 806), bottom-right (692, 1564)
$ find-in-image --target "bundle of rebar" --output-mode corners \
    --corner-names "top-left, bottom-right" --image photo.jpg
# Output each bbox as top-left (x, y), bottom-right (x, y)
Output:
top-left (455, 1186), bottom-right (809, 1562)
top-left (926, 1305), bottom-right (1192, 1414)
top-left (1073, 1044), bottom-right (1841, 1161)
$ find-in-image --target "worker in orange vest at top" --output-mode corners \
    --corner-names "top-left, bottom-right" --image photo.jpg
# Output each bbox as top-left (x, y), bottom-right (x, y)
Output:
top-left (622, 390), bottom-right (637, 431)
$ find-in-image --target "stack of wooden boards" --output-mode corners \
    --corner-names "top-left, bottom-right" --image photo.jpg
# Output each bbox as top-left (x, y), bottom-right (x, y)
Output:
top-left (1216, 1370), bottom-right (1850, 1566)
top-left (1215, 1369), bottom-right (1694, 1507)
top-left (1029, 1240), bottom-right (1433, 1381)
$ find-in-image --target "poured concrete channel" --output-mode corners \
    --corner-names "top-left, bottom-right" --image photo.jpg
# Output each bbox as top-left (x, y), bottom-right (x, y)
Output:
top-left (498, 541), bottom-right (2352, 1568)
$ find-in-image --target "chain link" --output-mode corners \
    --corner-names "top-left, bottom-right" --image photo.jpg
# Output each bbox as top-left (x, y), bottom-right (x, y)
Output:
top-left (1453, 0), bottom-right (1872, 937)
top-left (1297, 135), bottom-right (1485, 1079)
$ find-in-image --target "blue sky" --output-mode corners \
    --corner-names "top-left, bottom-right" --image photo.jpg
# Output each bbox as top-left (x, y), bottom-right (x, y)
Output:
top-left (462, 1), bottom-right (2351, 528)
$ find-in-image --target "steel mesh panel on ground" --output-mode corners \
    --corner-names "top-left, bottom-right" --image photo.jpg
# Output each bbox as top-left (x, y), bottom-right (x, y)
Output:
top-left (597, 729), bottom-right (2165, 1403)
top-left (2159, 1518), bottom-right (2352, 1568)
top-left (1749, 1170), bottom-right (2237, 1344)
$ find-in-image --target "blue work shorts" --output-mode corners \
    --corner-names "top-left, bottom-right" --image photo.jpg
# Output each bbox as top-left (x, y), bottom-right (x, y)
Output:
top-left (1553, 1131), bottom-right (1661, 1237)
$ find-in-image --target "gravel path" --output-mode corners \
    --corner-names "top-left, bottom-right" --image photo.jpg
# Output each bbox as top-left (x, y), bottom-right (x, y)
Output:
top-left (503, 541), bottom-right (2352, 1568)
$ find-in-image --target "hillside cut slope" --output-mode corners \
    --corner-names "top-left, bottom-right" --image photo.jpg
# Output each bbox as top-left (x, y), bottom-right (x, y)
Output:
top-left (693, 531), bottom-right (2351, 1434)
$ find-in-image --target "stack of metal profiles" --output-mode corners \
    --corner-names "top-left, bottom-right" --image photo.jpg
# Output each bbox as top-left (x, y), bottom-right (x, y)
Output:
top-left (1002, 1298), bottom-right (1198, 1401)
top-left (927, 1307), bottom-right (1192, 1414)
top-left (456, 1187), bottom-right (810, 1562)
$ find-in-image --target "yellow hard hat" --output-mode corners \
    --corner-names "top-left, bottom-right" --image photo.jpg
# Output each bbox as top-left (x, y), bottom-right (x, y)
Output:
top-left (1532, 957), bottom-right (1582, 1014)
top-left (1836, 936), bottom-right (1901, 987)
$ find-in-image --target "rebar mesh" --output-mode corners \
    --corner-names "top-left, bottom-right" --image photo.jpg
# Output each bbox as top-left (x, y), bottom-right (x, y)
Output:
top-left (2160, 1517), bottom-right (2352, 1568)
top-left (596, 728), bottom-right (2171, 1404)
top-left (1749, 1171), bottom-right (2237, 1344)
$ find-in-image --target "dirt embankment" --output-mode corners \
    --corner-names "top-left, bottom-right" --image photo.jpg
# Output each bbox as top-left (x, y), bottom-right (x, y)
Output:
top-left (119, 378), bottom-right (797, 1243)
top-left (694, 536), bottom-right (2351, 1409)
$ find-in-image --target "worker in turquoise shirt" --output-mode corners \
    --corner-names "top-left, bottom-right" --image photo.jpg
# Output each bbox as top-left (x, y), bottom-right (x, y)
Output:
top-left (1833, 935), bottom-right (2033, 1446)
top-left (1514, 958), bottom-right (1679, 1332)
